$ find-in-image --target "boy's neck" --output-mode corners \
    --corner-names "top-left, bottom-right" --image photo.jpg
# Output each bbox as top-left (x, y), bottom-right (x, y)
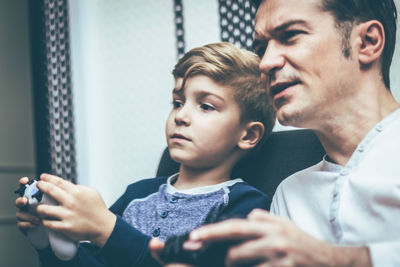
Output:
top-left (173, 164), bottom-right (233, 190)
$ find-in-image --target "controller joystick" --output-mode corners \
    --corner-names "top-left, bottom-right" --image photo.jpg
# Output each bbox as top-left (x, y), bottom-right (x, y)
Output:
top-left (160, 215), bottom-right (245, 267)
top-left (15, 179), bottom-right (78, 261)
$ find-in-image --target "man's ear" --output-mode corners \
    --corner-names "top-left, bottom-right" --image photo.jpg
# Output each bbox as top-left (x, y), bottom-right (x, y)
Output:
top-left (357, 20), bottom-right (385, 65)
top-left (237, 121), bottom-right (265, 151)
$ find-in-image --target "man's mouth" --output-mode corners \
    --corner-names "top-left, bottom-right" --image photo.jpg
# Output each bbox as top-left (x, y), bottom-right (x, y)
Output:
top-left (269, 81), bottom-right (301, 98)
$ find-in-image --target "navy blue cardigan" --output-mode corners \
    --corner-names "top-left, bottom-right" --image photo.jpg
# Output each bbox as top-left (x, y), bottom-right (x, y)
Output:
top-left (38, 176), bottom-right (268, 267)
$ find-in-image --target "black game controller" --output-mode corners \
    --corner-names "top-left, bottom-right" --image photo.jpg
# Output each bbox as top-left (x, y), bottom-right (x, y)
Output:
top-left (15, 179), bottom-right (78, 261)
top-left (160, 215), bottom-right (245, 267)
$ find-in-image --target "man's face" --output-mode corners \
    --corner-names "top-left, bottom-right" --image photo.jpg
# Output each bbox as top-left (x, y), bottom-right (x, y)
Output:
top-left (253, 0), bottom-right (359, 129)
top-left (166, 76), bottom-right (245, 169)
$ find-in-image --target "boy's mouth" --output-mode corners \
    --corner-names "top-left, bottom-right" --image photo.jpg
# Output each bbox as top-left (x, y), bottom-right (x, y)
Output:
top-left (171, 133), bottom-right (191, 141)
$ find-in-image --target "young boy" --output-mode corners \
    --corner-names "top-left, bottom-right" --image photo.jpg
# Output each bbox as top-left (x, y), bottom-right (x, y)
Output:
top-left (15, 42), bottom-right (275, 267)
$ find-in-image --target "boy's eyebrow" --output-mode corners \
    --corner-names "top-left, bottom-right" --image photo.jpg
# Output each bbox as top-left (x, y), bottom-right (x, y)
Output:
top-left (194, 90), bottom-right (225, 103)
top-left (173, 88), bottom-right (225, 102)
top-left (172, 88), bottom-right (184, 96)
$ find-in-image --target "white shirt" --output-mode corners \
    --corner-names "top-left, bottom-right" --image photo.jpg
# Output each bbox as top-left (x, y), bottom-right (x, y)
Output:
top-left (271, 108), bottom-right (400, 267)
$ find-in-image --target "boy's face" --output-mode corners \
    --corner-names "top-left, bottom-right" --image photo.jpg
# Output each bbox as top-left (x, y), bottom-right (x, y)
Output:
top-left (166, 75), bottom-right (246, 169)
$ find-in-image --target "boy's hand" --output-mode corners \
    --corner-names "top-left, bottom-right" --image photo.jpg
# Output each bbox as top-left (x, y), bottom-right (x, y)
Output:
top-left (15, 177), bottom-right (41, 234)
top-left (35, 173), bottom-right (116, 247)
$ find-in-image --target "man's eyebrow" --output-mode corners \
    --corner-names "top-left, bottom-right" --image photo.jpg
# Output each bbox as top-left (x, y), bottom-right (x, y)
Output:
top-left (253, 19), bottom-right (308, 50)
top-left (272, 19), bottom-right (308, 33)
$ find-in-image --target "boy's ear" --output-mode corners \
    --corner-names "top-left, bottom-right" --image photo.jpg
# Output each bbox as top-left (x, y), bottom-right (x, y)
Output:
top-left (356, 20), bottom-right (385, 65)
top-left (237, 121), bottom-right (265, 150)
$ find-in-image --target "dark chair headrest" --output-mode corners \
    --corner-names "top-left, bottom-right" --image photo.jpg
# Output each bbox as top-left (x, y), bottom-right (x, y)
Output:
top-left (156, 129), bottom-right (325, 208)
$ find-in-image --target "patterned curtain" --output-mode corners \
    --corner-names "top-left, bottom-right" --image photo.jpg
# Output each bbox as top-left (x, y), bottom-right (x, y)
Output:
top-left (219, 0), bottom-right (257, 51)
top-left (174, 0), bottom-right (186, 59)
top-left (29, 0), bottom-right (77, 183)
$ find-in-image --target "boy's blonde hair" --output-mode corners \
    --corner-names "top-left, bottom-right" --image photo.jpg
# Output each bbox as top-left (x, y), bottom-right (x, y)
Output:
top-left (172, 42), bottom-right (276, 146)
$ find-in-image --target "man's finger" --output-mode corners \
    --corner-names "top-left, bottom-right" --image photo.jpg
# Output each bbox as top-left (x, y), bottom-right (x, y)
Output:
top-left (247, 209), bottom-right (293, 227)
top-left (149, 238), bottom-right (165, 264)
top-left (225, 235), bottom-right (273, 267)
top-left (189, 219), bottom-right (265, 243)
top-left (247, 209), bottom-right (282, 222)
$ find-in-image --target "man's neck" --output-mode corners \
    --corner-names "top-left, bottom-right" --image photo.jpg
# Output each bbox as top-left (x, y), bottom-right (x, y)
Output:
top-left (315, 87), bottom-right (400, 166)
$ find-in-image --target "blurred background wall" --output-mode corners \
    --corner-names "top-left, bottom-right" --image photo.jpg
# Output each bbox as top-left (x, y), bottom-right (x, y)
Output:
top-left (1, 0), bottom-right (399, 266)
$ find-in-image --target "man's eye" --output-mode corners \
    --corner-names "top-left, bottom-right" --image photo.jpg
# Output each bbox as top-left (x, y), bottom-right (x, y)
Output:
top-left (281, 30), bottom-right (304, 43)
top-left (172, 100), bottom-right (183, 109)
top-left (200, 103), bottom-right (215, 111)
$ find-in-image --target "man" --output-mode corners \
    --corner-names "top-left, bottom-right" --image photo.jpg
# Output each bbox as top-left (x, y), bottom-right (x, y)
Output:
top-left (150, 0), bottom-right (400, 266)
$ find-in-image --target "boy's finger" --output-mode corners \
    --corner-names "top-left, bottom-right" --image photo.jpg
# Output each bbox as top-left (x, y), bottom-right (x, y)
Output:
top-left (18, 176), bottom-right (29, 185)
top-left (36, 204), bottom-right (65, 220)
top-left (17, 221), bottom-right (39, 232)
top-left (15, 196), bottom-right (28, 208)
top-left (41, 219), bottom-right (72, 235)
top-left (36, 180), bottom-right (70, 205)
top-left (40, 173), bottom-right (73, 192)
top-left (16, 211), bottom-right (41, 225)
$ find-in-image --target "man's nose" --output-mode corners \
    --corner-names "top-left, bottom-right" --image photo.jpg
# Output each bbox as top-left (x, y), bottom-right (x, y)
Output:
top-left (259, 41), bottom-right (285, 77)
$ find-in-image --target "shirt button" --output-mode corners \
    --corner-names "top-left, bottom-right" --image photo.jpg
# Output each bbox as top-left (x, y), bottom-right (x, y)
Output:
top-left (358, 145), bottom-right (364, 152)
top-left (161, 211), bottom-right (169, 218)
top-left (152, 228), bottom-right (160, 237)
top-left (376, 124), bottom-right (383, 132)
top-left (170, 196), bottom-right (178, 203)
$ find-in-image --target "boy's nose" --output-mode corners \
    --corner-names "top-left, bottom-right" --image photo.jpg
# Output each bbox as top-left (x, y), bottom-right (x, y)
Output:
top-left (174, 107), bottom-right (190, 126)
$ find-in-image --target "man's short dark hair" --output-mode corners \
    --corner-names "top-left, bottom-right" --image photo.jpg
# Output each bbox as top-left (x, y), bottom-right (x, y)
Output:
top-left (251, 0), bottom-right (398, 90)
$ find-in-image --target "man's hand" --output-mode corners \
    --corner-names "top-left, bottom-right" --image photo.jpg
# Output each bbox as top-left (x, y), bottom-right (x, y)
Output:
top-left (188, 209), bottom-right (372, 267)
top-left (35, 173), bottom-right (116, 247)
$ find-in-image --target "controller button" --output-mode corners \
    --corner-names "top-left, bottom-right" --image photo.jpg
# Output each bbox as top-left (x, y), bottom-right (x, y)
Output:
top-left (153, 228), bottom-right (161, 237)
top-left (170, 196), bottom-right (178, 203)
top-left (32, 190), bottom-right (43, 202)
top-left (161, 211), bottom-right (169, 218)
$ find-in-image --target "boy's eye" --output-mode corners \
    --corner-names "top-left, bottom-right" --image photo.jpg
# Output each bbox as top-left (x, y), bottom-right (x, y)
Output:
top-left (172, 100), bottom-right (183, 109)
top-left (200, 103), bottom-right (215, 111)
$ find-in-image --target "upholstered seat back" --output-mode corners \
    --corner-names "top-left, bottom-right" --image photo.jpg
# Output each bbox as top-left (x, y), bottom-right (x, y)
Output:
top-left (156, 129), bottom-right (325, 209)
